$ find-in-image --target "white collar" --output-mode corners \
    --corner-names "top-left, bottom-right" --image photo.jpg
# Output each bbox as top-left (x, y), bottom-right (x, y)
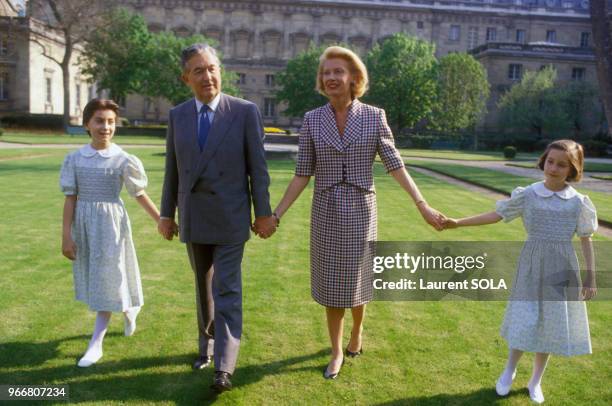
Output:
top-left (195, 93), bottom-right (221, 114)
top-left (532, 181), bottom-right (577, 200)
top-left (79, 143), bottom-right (123, 158)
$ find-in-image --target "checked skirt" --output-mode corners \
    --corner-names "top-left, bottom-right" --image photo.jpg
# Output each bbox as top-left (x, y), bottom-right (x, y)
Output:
top-left (310, 183), bottom-right (376, 308)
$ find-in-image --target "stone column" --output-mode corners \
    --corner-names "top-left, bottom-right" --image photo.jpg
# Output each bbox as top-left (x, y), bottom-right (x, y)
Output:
top-left (223, 10), bottom-right (232, 58)
top-left (341, 16), bottom-right (350, 43)
top-left (164, 6), bottom-right (173, 31)
top-left (313, 13), bottom-right (322, 45)
top-left (253, 12), bottom-right (262, 59)
top-left (371, 17), bottom-right (380, 45)
top-left (282, 12), bottom-right (292, 59)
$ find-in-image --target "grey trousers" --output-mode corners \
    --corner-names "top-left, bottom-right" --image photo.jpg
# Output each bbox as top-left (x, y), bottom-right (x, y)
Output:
top-left (186, 242), bottom-right (245, 374)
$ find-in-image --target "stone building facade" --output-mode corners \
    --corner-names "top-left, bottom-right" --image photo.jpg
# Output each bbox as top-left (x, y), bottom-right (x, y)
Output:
top-left (119, 0), bottom-right (601, 131)
top-left (0, 0), bottom-right (606, 131)
top-left (0, 0), bottom-right (91, 123)
top-left (471, 41), bottom-right (598, 130)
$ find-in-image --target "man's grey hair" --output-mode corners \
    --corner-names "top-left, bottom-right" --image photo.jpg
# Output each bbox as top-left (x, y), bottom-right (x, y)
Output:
top-left (181, 43), bottom-right (220, 70)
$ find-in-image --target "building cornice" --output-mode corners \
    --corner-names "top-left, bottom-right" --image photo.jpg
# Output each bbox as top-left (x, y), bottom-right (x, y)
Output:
top-left (122, 0), bottom-right (591, 22)
top-left (470, 41), bottom-right (596, 62)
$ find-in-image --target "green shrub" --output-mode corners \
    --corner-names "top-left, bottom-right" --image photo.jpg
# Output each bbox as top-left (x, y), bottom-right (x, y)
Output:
top-left (1, 114), bottom-right (64, 130)
top-left (582, 140), bottom-right (608, 157)
top-left (503, 146), bottom-right (517, 159)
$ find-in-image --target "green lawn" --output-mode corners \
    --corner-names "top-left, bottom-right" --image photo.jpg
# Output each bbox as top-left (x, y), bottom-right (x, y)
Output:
top-left (1, 149), bottom-right (610, 405)
top-left (398, 149), bottom-right (540, 162)
top-left (507, 162), bottom-right (612, 173)
top-left (0, 148), bottom-right (71, 161)
top-left (408, 161), bottom-right (612, 225)
top-left (0, 132), bottom-right (166, 145)
top-left (591, 175), bottom-right (612, 181)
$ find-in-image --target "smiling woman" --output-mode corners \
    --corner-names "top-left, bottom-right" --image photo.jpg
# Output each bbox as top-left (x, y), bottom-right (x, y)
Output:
top-left (271, 45), bottom-right (447, 381)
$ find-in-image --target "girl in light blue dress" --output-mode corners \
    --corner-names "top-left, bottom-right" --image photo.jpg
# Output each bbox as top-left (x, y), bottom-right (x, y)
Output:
top-left (60, 99), bottom-right (161, 367)
top-left (444, 140), bottom-right (598, 404)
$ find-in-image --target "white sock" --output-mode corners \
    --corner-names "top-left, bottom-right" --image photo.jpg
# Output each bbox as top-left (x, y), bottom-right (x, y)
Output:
top-left (528, 353), bottom-right (549, 403)
top-left (124, 307), bottom-right (141, 336)
top-left (499, 348), bottom-right (523, 385)
top-left (78, 311), bottom-right (111, 367)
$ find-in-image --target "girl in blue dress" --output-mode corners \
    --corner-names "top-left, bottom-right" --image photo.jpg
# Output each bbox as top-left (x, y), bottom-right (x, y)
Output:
top-left (444, 140), bottom-right (598, 404)
top-left (60, 99), bottom-right (161, 367)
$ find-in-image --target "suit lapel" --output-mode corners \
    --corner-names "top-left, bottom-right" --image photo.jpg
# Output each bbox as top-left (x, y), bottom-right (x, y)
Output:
top-left (341, 100), bottom-right (363, 150)
top-left (320, 103), bottom-right (344, 152)
top-left (191, 93), bottom-right (235, 188)
top-left (184, 99), bottom-right (200, 174)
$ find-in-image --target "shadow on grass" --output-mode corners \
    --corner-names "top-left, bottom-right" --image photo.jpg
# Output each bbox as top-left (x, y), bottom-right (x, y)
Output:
top-left (376, 387), bottom-right (529, 405)
top-left (0, 339), bottom-right (327, 405)
top-left (0, 334), bottom-right (93, 367)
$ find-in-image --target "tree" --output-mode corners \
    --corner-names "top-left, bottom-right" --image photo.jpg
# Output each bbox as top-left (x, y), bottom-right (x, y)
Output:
top-left (29, 0), bottom-right (110, 130)
top-left (139, 32), bottom-right (240, 106)
top-left (275, 45), bottom-right (328, 118)
top-left (589, 0), bottom-right (612, 138)
top-left (365, 33), bottom-right (438, 132)
top-left (498, 66), bottom-right (571, 137)
top-left (80, 9), bottom-right (240, 107)
top-left (560, 80), bottom-right (600, 137)
top-left (430, 52), bottom-right (490, 133)
top-left (80, 8), bottom-right (151, 101)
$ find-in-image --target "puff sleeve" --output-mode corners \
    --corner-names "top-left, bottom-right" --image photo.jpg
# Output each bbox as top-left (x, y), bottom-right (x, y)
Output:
top-left (495, 186), bottom-right (526, 222)
top-left (576, 195), bottom-right (598, 237)
top-left (123, 154), bottom-right (148, 197)
top-left (59, 153), bottom-right (77, 196)
top-left (295, 111), bottom-right (316, 177)
top-left (376, 109), bottom-right (405, 173)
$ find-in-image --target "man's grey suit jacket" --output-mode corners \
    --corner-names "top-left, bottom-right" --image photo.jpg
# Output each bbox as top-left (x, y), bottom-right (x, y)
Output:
top-left (160, 93), bottom-right (272, 244)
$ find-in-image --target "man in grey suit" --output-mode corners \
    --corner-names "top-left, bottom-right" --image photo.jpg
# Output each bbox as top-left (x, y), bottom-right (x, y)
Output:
top-left (158, 43), bottom-right (278, 392)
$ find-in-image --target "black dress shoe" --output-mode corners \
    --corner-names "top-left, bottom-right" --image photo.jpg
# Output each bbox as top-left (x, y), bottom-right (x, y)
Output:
top-left (192, 355), bottom-right (212, 370)
top-left (211, 371), bottom-right (232, 393)
top-left (345, 346), bottom-right (363, 358)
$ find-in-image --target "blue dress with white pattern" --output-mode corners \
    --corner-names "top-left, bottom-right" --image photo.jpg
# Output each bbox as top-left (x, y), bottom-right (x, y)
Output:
top-left (496, 181), bottom-right (598, 356)
top-left (60, 144), bottom-right (147, 312)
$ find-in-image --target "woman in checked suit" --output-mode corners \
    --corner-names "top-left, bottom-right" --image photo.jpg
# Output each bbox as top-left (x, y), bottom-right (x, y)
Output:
top-left (271, 46), bottom-right (445, 379)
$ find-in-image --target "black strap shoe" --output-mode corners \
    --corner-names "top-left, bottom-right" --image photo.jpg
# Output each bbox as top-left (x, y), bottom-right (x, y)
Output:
top-left (192, 355), bottom-right (213, 370)
top-left (211, 371), bottom-right (233, 393)
top-left (323, 358), bottom-right (344, 380)
top-left (345, 346), bottom-right (363, 358)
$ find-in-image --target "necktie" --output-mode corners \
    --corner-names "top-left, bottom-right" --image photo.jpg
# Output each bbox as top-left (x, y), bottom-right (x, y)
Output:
top-left (198, 105), bottom-right (210, 151)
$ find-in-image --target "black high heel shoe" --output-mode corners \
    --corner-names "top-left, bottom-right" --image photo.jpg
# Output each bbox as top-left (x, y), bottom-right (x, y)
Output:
top-left (345, 346), bottom-right (363, 358)
top-left (323, 358), bottom-right (345, 380)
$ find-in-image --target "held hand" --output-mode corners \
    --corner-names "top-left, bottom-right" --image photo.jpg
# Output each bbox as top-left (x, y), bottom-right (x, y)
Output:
top-left (62, 236), bottom-right (77, 260)
top-left (443, 218), bottom-right (459, 230)
top-left (418, 203), bottom-right (445, 231)
top-left (158, 218), bottom-right (179, 241)
top-left (581, 274), bottom-right (597, 301)
top-left (252, 216), bottom-right (278, 239)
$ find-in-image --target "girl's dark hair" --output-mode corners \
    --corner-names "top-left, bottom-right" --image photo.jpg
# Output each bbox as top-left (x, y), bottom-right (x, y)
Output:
top-left (82, 98), bottom-right (120, 130)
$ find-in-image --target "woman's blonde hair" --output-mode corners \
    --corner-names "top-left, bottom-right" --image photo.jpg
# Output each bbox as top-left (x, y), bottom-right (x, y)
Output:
top-left (537, 139), bottom-right (585, 182)
top-left (316, 46), bottom-right (369, 98)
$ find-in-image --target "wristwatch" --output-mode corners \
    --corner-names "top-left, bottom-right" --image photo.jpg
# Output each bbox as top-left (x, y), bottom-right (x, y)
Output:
top-left (272, 212), bottom-right (280, 226)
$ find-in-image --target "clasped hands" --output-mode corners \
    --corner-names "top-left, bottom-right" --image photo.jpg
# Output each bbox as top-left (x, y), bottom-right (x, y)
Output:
top-left (251, 215), bottom-right (278, 239)
top-left (417, 202), bottom-right (457, 231)
top-left (158, 218), bottom-right (179, 240)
